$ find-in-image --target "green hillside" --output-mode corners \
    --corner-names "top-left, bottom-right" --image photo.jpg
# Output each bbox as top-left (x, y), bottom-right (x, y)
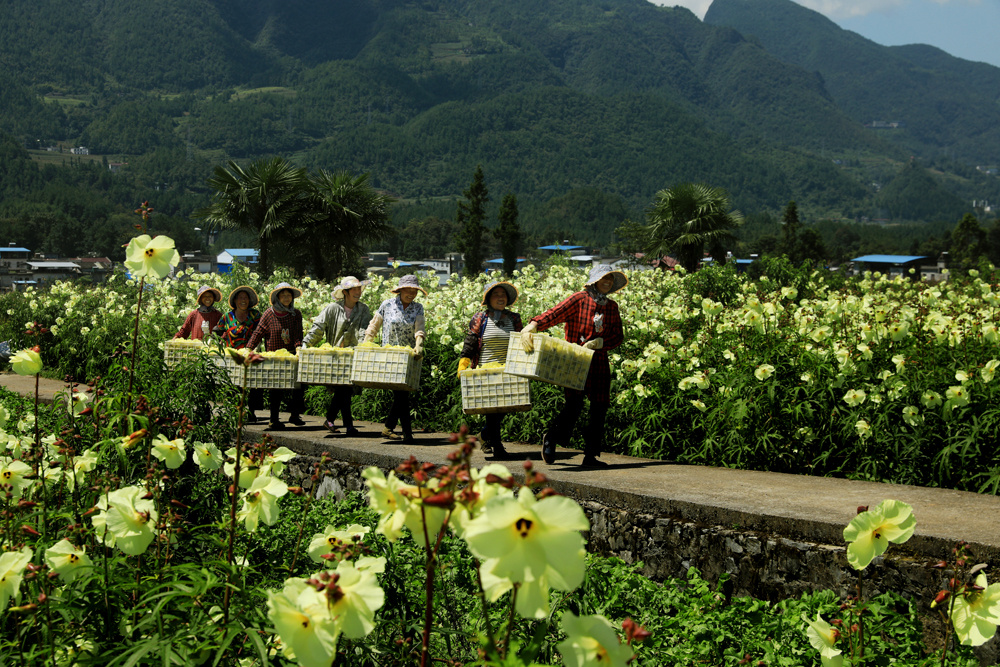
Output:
top-left (0, 0), bottom-right (994, 258)
top-left (704, 0), bottom-right (1000, 164)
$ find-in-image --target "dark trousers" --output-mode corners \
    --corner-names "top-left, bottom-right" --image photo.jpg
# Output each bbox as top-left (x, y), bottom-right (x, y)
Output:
top-left (326, 385), bottom-right (355, 428)
top-left (269, 387), bottom-right (304, 422)
top-left (482, 413), bottom-right (504, 445)
top-left (385, 390), bottom-right (412, 434)
top-left (547, 390), bottom-right (609, 457)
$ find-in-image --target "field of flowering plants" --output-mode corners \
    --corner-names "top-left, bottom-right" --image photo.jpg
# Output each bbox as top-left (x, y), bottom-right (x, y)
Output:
top-left (3, 258), bottom-right (1000, 493)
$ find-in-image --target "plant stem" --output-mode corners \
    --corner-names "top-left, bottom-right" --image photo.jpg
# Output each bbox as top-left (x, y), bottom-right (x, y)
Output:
top-left (124, 276), bottom-right (145, 431)
top-left (222, 369), bottom-right (249, 624)
top-left (503, 584), bottom-right (519, 658)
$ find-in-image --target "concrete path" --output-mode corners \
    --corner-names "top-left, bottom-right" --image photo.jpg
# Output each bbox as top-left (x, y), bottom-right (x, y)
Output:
top-left (4, 371), bottom-right (999, 562)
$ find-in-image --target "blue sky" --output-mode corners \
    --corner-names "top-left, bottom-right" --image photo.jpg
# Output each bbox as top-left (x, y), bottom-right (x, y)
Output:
top-left (658, 0), bottom-right (1000, 69)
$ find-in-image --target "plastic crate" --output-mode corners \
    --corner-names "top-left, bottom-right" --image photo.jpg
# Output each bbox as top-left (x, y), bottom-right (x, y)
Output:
top-left (245, 356), bottom-right (299, 390)
top-left (297, 347), bottom-right (354, 385)
top-left (350, 346), bottom-right (422, 391)
top-left (163, 339), bottom-right (205, 368)
top-left (211, 354), bottom-right (247, 387)
top-left (460, 366), bottom-right (531, 414)
top-left (504, 332), bottom-right (594, 391)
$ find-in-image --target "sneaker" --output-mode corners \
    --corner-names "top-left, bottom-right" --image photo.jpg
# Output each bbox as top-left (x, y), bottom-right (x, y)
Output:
top-left (324, 420), bottom-right (339, 432)
top-left (400, 430), bottom-right (415, 444)
top-left (245, 413), bottom-right (259, 424)
top-left (288, 415), bottom-right (306, 426)
top-left (580, 456), bottom-right (609, 468)
top-left (480, 440), bottom-right (494, 455)
top-left (344, 426), bottom-right (360, 436)
top-left (267, 421), bottom-right (284, 430)
top-left (381, 427), bottom-right (402, 441)
top-left (541, 431), bottom-right (556, 465)
top-left (490, 444), bottom-right (509, 460)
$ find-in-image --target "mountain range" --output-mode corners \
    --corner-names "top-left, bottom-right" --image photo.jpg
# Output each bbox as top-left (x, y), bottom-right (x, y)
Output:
top-left (0, 0), bottom-right (996, 254)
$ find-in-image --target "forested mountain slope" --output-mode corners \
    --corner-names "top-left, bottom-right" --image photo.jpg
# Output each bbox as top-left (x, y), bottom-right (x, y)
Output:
top-left (0, 0), bottom-right (993, 253)
top-left (704, 0), bottom-right (1000, 164)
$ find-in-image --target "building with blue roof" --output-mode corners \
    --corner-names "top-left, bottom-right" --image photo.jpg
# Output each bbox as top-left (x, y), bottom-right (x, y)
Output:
top-left (0, 246), bottom-right (32, 291)
top-left (216, 249), bottom-right (259, 274)
top-left (851, 254), bottom-right (927, 280)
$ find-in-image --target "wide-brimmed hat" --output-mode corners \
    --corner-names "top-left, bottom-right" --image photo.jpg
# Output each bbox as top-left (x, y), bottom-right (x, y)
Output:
top-left (482, 281), bottom-right (518, 307)
top-left (584, 265), bottom-right (628, 294)
top-left (269, 282), bottom-right (303, 306)
top-left (196, 285), bottom-right (223, 304)
top-left (390, 274), bottom-right (427, 296)
top-left (228, 285), bottom-right (259, 310)
top-left (333, 276), bottom-right (370, 301)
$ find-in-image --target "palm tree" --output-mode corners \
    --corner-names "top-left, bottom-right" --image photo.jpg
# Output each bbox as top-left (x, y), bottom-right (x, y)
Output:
top-left (195, 157), bottom-right (308, 276)
top-left (289, 170), bottom-right (395, 281)
top-left (644, 183), bottom-right (743, 272)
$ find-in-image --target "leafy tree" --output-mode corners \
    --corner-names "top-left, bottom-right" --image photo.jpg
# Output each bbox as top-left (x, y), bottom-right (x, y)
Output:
top-left (950, 213), bottom-right (987, 272)
top-left (285, 170), bottom-right (394, 281)
top-left (494, 193), bottom-right (521, 276)
top-left (642, 183), bottom-right (743, 273)
top-left (455, 165), bottom-right (489, 279)
top-left (195, 157), bottom-right (309, 276)
top-left (796, 228), bottom-right (828, 264)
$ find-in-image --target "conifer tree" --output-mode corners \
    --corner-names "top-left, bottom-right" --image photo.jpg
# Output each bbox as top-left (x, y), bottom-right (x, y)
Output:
top-left (495, 192), bottom-right (521, 276)
top-left (455, 165), bottom-right (489, 279)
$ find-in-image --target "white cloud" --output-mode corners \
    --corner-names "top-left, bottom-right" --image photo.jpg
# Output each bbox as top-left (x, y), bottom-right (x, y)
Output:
top-left (651, 1), bottom-right (713, 19)
top-left (650, 0), bottom-right (982, 21)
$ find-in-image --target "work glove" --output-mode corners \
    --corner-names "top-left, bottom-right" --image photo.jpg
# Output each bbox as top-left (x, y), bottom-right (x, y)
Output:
top-left (583, 338), bottom-right (604, 350)
top-left (457, 357), bottom-right (472, 377)
top-left (363, 332), bottom-right (374, 344)
top-left (521, 322), bottom-right (538, 353)
top-left (413, 340), bottom-right (424, 360)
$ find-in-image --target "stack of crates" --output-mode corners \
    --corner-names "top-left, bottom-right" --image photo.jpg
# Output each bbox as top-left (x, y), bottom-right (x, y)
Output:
top-left (460, 366), bottom-right (531, 414)
top-left (297, 347), bottom-right (354, 385)
top-left (504, 332), bottom-right (594, 391)
top-left (351, 346), bottom-right (422, 391)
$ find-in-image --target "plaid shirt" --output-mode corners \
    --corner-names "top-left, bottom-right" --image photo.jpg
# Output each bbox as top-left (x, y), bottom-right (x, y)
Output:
top-left (246, 308), bottom-right (303, 353)
top-left (531, 292), bottom-right (623, 403)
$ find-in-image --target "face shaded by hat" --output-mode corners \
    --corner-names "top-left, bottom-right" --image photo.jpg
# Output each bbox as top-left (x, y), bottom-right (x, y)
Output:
top-left (197, 285), bottom-right (223, 306)
top-left (482, 281), bottom-right (518, 308)
top-left (228, 286), bottom-right (259, 311)
top-left (391, 274), bottom-right (427, 296)
top-left (584, 265), bottom-right (628, 294)
top-left (269, 282), bottom-right (303, 306)
top-left (333, 276), bottom-right (370, 301)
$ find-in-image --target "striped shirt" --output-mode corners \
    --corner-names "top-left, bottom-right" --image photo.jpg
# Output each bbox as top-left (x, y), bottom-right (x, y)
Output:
top-left (479, 315), bottom-right (515, 365)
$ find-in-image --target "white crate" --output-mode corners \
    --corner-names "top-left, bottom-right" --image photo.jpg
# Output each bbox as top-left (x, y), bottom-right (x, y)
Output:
top-left (245, 356), bottom-right (299, 390)
top-left (211, 355), bottom-right (247, 387)
top-left (350, 346), bottom-right (422, 391)
top-left (163, 339), bottom-right (205, 368)
top-left (460, 366), bottom-right (531, 414)
top-left (297, 347), bottom-right (354, 385)
top-left (504, 332), bottom-right (594, 391)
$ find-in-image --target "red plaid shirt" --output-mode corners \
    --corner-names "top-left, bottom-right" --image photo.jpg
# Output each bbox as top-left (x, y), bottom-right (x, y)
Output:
top-left (531, 292), bottom-right (623, 403)
top-left (246, 308), bottom-right (303, 353)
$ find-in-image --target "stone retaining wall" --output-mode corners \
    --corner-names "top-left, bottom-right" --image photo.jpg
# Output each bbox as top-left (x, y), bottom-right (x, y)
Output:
top-left (284, 452), bottom-right (1000, 664)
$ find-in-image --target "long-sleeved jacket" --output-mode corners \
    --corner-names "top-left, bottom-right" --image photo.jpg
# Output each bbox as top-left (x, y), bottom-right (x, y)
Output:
top-left (303, 301), bottom-right (373, 348)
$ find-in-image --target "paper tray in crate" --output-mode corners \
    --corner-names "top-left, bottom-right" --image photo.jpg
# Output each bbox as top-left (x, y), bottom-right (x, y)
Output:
top-left (351, 346), bottom-right (422, 391)
top-left (504, 332), bottom-right (594, 391)
top-left (297, 347), bottom-right (354, 385)
top-left (163, 339), bottom-right (206, 368)
top-left (460, 366), bottom-right (531, 414)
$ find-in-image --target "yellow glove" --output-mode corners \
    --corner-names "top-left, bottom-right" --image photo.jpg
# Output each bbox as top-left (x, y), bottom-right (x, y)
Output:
top-left (521, 321), bottom-right (538, 353)
top-left (583, 338), bottom-right (604, 350)
top-left (457, 357), bottom-right (472, 377)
